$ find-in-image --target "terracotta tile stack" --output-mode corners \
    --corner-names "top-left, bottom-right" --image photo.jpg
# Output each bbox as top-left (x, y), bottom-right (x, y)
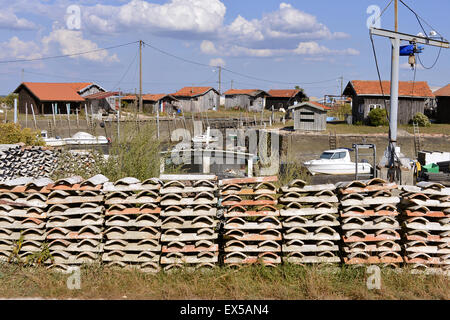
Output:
top-left (279, 179), bottom-right (341, 265)
top-left (159, 176), bottom-right (219, 272)
top-left (221, 176), bottom-right (282, 267)
top-left (336, 178), bottom-right (402, 268)
top-left (0, 177), bottom-right (51, 264)
top-left (45, 175), bottom-right (107, 271)
top-left (400, 182), bottom-right (450, 275)
top-left (102, 177), bottom-right (162, 273)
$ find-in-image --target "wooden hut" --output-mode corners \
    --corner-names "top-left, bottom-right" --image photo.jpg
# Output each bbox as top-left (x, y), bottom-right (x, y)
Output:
top-left (173, 87), bottom-right (220, 112)
top-left (434, 84), bottom-right (450, 123)
top-left (223, 89), bottom-right (268, 111)
top-left (343, 80), bottom-right (435, 124)
top-left (288, 101), bottom-right (330, 131)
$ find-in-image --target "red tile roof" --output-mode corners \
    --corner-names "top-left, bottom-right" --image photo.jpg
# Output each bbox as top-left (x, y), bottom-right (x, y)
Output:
top-left (347, 80), bottom-right (434, 98)
top-left (173, 87), bottom-right (216, 97)
top-left (289, 101), bottom-right (331, 111)
top-left (14, 82), bottom-right (93, 102)
top-left (224, 89), bottom-right (260, 95)
top-left (434, 84), bottom-right (450, 97)
top-left (309, 101), bottom-right (331, 110)
top-left (84, 91), bottom-right (119, 100)
top-left (121, 94), bottom-right (177, 101)
top-left (268, 89), bottom-right (301, 98)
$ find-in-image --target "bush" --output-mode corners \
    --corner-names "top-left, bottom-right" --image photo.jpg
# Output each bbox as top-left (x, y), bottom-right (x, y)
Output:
top-left (368, 108), bottom-right (389, 126)
top-left (0, 123), bottom-right (45, 146)
top-left (411, 112), bottom-right (431, 127)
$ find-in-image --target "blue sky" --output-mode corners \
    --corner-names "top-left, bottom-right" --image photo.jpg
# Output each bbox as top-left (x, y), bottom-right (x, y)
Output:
top-left (0, 0), bottom-right (449, 98)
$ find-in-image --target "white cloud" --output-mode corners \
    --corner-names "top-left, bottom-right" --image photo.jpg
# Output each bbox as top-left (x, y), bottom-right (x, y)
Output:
top-left (209, 58), bottom-right (225, 67)
top-left (202, 41), bottom-right (359, 58)
top-left (84, 0), bottom-right (226, 36)
top-left (200, 40), bottom-right (218, 54)
top-left (0, 10), bottom-right (37, 30)
top-left (200, 2), bottom-right (357, 59)
top-left (0, 37), bottom-right (42, 60)
top-left (41, 28), bottom-right (119, 63)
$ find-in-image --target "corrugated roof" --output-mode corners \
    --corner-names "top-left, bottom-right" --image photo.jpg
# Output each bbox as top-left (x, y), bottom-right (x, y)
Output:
top-left (268, 89), bottom-right (301, 98)
top-left (84, 91), bottom-right (119, 100)
top-left (14, 82), bottom-right (93, 102)
top-left (434, 84), bottom-right (450, 97)
top-left (346, 80), bottom-right (434, 98)
top-left (173, 87), bottom-right (215, 97)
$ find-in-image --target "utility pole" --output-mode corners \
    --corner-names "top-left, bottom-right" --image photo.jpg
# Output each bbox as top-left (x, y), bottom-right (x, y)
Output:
top-left (340, 76), bottom-right (344, 97)
top-left (231, 80), bottom-right (233, 90)
top-left (139, 40), bottom-right (143, 114)
top-left (218, 66), bottom-right (222, 95)
top-left (370, 0), bottom-right (449, 173)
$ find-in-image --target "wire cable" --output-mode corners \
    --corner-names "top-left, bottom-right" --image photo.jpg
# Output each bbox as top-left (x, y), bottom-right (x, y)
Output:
top-left (0, 41), bottom-right (139, 64)
top-left (142, 40), bottom-right (341, 86)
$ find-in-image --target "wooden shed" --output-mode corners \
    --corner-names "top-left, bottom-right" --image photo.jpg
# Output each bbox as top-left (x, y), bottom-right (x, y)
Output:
top-left (121, 94), bottom-right (179, 114)
top-left (266, 89), bottom-right (306, 110)
top-left (288, 101), bottom-right (330, 131)
top-left (13, 82), bottom-right (105, 115)
top-left (434, 84), bottom-right (450, 123)
top-left (173, 87), bottom-right (220, 112)
top-left (223, 89), bottom-right (268, 111)
top-left (343, 80), bottom-right (435, 124)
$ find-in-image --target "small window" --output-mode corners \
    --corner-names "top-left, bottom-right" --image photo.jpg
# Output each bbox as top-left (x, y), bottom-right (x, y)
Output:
top-left (300, 111), bottom-right (314, 116)
top-left (320, 152), bottom-right (334, 159)
top-left (300, 119), bottom-right (314, 123)
top-left (369, 104), bottom-right (382, 111)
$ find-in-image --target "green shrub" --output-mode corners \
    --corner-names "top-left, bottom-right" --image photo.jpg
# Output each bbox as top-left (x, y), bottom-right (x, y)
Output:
top-left (0, 123), bottom-right (45, 146)
top-left (411, 112), bottom-right (431, 127)
top-left (368, 108), bottom-right (389, 126)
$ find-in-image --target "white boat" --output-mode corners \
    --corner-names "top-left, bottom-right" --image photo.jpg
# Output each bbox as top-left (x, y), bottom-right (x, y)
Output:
top-left (303, 149), bottom-right (372, 175)
top-left (40, 130), bottom-right (66, 147)
top-left (64, 132), bottom-right (109, 145)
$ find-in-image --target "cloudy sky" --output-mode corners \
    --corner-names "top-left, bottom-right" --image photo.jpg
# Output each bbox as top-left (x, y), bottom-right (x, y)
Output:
top-left (0, 0), bottom-right (449, 98)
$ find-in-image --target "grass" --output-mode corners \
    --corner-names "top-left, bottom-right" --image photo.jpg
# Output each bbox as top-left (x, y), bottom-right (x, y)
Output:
top-left (0, 263), bottom-right (447, 299)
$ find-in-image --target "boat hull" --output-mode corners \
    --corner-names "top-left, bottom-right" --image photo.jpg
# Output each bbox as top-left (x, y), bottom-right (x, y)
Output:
top-left (304, 162), bottom-right (372, 176)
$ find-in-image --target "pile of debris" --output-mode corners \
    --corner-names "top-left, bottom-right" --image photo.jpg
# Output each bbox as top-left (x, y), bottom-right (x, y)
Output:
top-left (45, 175), bottom-right (107, 271)
top-left (279, 180), bottom-right (340, 265)
top-left (336, 178), bottom-right (403, 267)
top-left (0, 177), bottom-right (51, 264)
top-left (221, 176), bottom-right (282, 267)
top-left (103, 177), bottom-right (162, 273)
top-left (400, 182), bottom-right (450, 275)
top-left (159, 175), bottom-right (219, 272)
top-left (0, 145), bottom-right (58, 181)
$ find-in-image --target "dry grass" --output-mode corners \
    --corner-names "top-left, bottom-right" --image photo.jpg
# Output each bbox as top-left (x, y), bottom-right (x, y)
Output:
top-left (0, 263), bottom-right (448, 300)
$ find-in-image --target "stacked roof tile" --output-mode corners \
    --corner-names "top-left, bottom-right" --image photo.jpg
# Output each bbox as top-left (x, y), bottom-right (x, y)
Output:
top-left (0, 145), bottom-right (58, 181)
top-left (336, 179), bottom-right (402, 267)
top-left (400, 182), bottom-right (450, 275)
top-left (45, 175), bottom-right (108, 271)
top-left (103, 177), bottom-right (162, 273)
top-left (221, 176), bottom-right (282, 267)
top-left (159, 176), bottom-right (219, 272)
top-left (279, 180), bottom-right (340, 265)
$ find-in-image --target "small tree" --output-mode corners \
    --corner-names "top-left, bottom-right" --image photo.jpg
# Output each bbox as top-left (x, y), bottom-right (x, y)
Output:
top-left (368, 108), bottom-right (389, 126)
top-left (411, 112), bottom-right (431, 127)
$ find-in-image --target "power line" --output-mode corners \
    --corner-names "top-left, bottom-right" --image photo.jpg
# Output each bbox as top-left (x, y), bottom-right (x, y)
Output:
top-left (142, 40), bottom-right (341, 86)
top-left (0, 41), bottom-right (139, 64)
top-left (112, 46), bottom-right (139, 91)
